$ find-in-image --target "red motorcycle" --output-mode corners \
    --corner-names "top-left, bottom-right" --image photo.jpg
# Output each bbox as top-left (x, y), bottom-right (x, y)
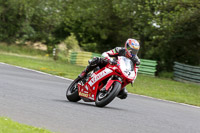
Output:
top-left (66, 56), bottom-right (138, 107)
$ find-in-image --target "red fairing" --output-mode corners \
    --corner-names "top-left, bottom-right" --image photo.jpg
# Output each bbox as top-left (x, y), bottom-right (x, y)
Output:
top-left (105, 80), bottom-right (122, 91)
top-left (77, 56), bottom-right (138, 102)
top-left (78, 66), bottom-right (117, 101)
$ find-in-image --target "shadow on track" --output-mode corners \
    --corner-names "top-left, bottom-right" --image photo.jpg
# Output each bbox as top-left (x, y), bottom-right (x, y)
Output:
top-left (52, 99), bottom-right (127, 111)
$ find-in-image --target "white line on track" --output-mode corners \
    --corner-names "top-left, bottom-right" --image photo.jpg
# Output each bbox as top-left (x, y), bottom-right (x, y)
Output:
top-left (1, 62), bottom-right (199, 109)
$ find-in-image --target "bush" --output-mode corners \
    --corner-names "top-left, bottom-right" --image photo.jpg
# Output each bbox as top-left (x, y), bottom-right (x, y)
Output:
top-left (81, 43), bottom-right (97, 52)
top-left (63, 33), bottom-right (81, 51)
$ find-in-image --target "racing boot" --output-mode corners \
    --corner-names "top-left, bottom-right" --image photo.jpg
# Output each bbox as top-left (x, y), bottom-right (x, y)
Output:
top-left (79, 68), bottom-right (89, 79)
top-left (78, 64), bottom-right (92, 79)
top-left (78, 57), bottom-right (101, 79)
top-left (79, 70), bottom-right (87, 79)
top-left (117, 88), bottom-right (128, 99)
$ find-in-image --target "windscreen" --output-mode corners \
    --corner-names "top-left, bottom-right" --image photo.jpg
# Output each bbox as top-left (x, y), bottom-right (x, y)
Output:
top-left (118, 56), bottom-right (136, 80)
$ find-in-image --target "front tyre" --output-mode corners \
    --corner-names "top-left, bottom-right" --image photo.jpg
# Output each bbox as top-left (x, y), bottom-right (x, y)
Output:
top-left (66, 77), bottom-right (81, 102)
top-left (95, 82), bottom-right (121, 107)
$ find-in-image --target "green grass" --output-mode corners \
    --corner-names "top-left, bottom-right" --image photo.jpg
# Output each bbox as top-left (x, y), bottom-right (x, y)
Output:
top-left (0, 52), bottom-right (84, 79)
top-left (0, 117), bottom-right (52, 133)
top-left (158, 71), bottom-right (173, 79)
top-left (128, 75), bottom-right (200, 106)
top-left (0, 43), bottom-right (47, 57)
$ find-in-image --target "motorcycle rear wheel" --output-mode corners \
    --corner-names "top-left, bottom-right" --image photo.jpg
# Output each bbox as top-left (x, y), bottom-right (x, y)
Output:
top-left (95, 81), bottom-right (121, 107)
top-left (66, 77), bottom-right (81, 102)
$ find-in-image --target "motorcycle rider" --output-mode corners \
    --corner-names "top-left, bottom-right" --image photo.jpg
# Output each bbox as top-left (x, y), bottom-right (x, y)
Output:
top-left (79, 38), bottom-right (140, 99)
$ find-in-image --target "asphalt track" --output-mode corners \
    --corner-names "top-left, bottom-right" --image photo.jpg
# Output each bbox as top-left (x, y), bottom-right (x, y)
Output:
top-left (0, 62), bottom-right (200, 133)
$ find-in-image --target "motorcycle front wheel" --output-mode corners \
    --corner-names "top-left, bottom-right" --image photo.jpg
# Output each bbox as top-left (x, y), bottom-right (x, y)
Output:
top-left (95, 81), bottom-right (121, 107)
top-left (66, 77), bottom-right (81, 102)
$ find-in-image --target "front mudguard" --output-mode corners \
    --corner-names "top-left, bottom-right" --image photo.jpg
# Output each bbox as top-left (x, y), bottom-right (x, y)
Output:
top-left (105, 80), bottom-right (122, 91)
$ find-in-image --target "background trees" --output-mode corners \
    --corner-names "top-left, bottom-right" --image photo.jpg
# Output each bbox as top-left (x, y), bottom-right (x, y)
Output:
top-left (0, 0), bottom-right (199, 72)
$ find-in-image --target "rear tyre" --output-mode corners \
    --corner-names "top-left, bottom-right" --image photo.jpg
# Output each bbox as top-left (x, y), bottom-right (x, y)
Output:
top-left (66, 77), bottom-right (81, 102)
top-left (95, 82), bottom-right (121, 107)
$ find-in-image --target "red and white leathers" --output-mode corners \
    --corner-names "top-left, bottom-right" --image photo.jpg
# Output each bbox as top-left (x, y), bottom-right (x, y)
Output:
top-left (79, 47), bottom-right (140, 78)
top-left (102, 47), bottom-right (140, 65)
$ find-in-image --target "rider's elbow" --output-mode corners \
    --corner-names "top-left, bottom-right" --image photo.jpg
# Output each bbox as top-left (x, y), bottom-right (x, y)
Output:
top-left (102, 52), bottom-right (109, 58)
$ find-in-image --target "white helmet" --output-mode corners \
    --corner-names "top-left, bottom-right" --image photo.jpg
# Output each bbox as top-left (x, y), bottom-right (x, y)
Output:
top-left (125, 38), bottom-right (140, 57)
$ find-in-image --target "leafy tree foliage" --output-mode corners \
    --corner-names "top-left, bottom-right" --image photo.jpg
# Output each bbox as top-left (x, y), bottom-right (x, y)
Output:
top-left (0, 0), bottom-right (64, 45)
top-left (0, 0), bottom-right (199, 72)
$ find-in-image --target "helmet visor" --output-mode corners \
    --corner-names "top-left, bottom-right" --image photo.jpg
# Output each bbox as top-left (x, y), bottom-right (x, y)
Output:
top-left (126, 43), bottom-right (139, 55)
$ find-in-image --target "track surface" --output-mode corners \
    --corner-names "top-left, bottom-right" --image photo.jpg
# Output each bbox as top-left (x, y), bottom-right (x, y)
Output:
top-left (0, 63), bottom-right (200, 133)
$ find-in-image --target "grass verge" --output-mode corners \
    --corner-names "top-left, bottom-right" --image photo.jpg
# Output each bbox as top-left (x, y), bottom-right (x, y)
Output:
top-left (129, 75), bottom-right (200, 106)
top-left (0, 52), bottom-right (199, 106)
top-left (0, 42), bottom-right (47, 56)
top-left (0, 117), bottom-right (51, 133)
top-left (0, 52), bottom-right (84, 79)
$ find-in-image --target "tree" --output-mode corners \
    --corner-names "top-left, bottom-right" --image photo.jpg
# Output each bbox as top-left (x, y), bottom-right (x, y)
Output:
top-left (0, 0), bottom-right (65, 44)
top-left (150, 0), bottom-right (200, 71)
top-left (0, 0), bottom-right (199, 71)
top-left (0, 0), bottom-right (28, 42)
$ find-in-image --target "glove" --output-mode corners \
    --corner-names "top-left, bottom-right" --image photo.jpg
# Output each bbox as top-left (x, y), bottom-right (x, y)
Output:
top-left (109, 58), bottom-right (117, 65)
top-left (103, 57), bottom-right (117, 65)
top-left (88, 57), bottom-right (101, 66)
top-left (131, 56), bottom-right (140, 65)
